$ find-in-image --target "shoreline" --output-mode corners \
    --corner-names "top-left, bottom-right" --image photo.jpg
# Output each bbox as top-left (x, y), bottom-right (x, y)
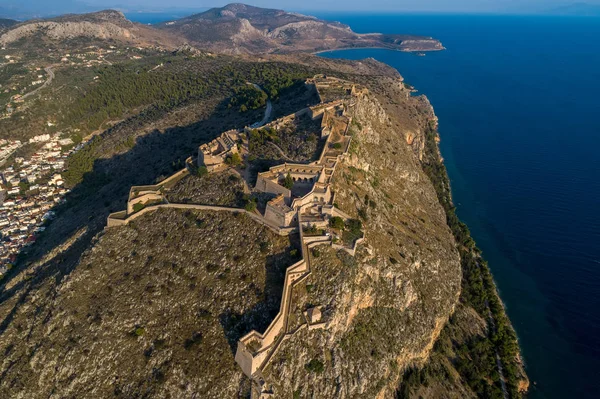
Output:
top-left (312, 45), bottom-right (445, 55)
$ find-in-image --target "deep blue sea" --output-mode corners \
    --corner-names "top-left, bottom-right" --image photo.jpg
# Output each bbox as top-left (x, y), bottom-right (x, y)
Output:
top-left (128, 11), bottom-right (600, 398)
top-left (316, 13), bottom-right (600, 399)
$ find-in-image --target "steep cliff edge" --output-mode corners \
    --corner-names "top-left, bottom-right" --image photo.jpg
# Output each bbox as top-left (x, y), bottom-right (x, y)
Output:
top-left (0, 57), bottom-right (525, 398)
top-left (255, 80), bottom-right (461, 398)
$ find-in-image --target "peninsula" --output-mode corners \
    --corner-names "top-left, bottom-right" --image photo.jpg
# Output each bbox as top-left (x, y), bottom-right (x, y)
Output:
top-left (0, 4), bottom-right (526, 399)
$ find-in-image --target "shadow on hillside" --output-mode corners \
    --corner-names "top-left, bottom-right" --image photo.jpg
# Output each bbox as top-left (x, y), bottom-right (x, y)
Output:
top-left (0, 80), bottom-right (319, 336)
top-left (0, 97), bottom-right (262, 329)
top-left (219, 245), bottom-right (301, 355)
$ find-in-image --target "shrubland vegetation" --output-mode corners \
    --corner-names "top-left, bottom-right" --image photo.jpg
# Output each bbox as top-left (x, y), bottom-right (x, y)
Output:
top-left (246, 113), bottom-right (322, 167)
top-left (61, 57), bottom-right (318, 187)
top-left (398, 121), bottom-right (523, 398)
top-left (228, 85), bottom-right (267, 112)
top-left (166, 171), bottom-right (245, 207)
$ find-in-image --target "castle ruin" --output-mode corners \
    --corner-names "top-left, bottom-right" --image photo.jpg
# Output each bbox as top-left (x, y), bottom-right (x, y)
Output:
top-left (105, 76), bottom-right (368, 398)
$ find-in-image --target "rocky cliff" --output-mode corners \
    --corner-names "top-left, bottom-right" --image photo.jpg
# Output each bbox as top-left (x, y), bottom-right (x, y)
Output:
top-left (0, 10), bottom-right (182, 48)
top-left (157, 3), bottom-right (444, 54)
top-left (260, 81), bottom-right (461, 398)
top-left (0, 70), bottom-right (462, 398)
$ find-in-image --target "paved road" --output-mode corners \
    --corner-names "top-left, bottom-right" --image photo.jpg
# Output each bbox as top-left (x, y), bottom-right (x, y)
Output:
top-left (248, 82), bottom-right (273, 128)
top-left (21, 66), bottom-right (54, 100)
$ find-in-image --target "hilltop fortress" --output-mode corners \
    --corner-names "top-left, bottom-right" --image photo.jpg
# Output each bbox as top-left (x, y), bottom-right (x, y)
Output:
top-left (106, 75), bottom-right (368, 397)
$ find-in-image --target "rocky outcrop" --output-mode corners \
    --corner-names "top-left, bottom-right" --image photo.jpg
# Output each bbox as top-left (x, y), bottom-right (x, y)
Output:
top-left (0, 10), bottom-right (183, 48)
top-left (157, 3), bottom-right (445, 54)
top-left (0, 21), bottom-right (134, 45)
top-left (260, 88), bottom-right (461, 397)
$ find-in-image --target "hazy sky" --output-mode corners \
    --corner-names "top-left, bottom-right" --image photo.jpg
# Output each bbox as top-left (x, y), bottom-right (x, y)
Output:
top-left (2, 0), bottom-right (600, 16)
top-left (84, 0), bottom-right (600, 13)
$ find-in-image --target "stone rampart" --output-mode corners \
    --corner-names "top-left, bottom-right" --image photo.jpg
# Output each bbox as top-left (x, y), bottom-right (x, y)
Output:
top-left (105, 75), bottom-right (367, 392)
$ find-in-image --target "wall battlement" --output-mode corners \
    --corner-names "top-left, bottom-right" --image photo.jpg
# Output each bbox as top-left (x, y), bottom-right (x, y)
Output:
top-left (104, 76), bottom-right (368, 397)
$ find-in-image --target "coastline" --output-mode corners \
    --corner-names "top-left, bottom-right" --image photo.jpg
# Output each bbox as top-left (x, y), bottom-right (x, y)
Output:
top-left (316, 46), bottom-right (528, 396)
top-left (312, 45), bottom-right (445, 55)
top-left (417, 117), bottom-right (529, 396)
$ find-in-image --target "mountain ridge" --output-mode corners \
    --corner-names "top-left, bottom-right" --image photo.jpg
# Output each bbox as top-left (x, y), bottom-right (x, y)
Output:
top-left (0, 9), bottom-right (184, 48)
top-left (0, 5), bottom-right (444, 54)
top-left (156, 3), bottom-right (444, 54)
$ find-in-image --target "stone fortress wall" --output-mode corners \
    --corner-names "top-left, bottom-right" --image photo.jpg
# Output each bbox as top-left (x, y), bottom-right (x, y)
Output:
top-left (104, 76), bottom-right (369, 398)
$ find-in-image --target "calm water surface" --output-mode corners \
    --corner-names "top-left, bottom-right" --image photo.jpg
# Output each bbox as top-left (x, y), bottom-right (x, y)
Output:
top-left (317, 14), bottom-right (600, 399)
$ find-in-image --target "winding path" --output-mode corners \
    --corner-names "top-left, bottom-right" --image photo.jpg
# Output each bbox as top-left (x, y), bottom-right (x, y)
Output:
top-left (267, 141), bottom-right (294, 162)
top-left (21, 66), bottom-right (54, 100)
top-left (248, 82), bottom-right (273, 128)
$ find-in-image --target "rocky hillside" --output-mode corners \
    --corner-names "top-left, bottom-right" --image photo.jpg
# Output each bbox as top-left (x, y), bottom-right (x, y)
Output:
top-left (0, 68), bottom-right (461, 398)
top-left (259, 77), bottom-right (461, 397)
top-left (0, 5), bottom-right (443, 54)
top-left (0, 10), bottom-right (182, 48)
top-left (0, 18), bottom-right (17, 34)
top-left (0, 49), bottom-right (526, 397)
top-left (0, 208), bottom-right (300, 398)
top-left (157, 3), bottom-right (444, 54)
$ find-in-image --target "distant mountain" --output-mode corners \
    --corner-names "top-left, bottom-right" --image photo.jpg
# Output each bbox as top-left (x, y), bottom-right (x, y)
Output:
top-left (546, 2), bottom-right (600, 15)
top-left (0, 4), bottom-right (444, 55)
top-left (0, 9), bottom-right (184, 48)
top-left (156, 3), bottom-right (444, 54)
top-left (0, 18), bottom-right (18, 34)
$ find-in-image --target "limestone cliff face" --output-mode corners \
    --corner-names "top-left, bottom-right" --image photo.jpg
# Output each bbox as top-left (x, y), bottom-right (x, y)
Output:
top-left (0, 73), bottom-right (461, 398)
top-left (0, 10), bottom-right (133, 45)
top-left (0, 10), bottom-right (183, 48)
top-left (0, 21), bottom-right (133, 45)
top-left (261, 91), bottom-right (461, 397)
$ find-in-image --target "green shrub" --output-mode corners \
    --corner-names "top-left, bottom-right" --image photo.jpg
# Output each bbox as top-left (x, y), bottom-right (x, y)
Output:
top-left (225, 152), bottom-right (242, 166)
top-left (305, 358), bottom-right (324, 374)
top-left (132, 202), bottom-right (145, 213)
top-left (197, 166), bottom-right (208, 177)
top-left (346, 219), bottom-right (362, 235)
top-left (283, 172), bottom-right (294, 189)
top-left (329, 216), bottom-right (345, 230)
top-left (245, 199), bottom-right (257, 212)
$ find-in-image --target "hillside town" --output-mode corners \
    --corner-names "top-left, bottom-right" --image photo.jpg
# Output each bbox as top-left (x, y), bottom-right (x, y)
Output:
top-left (0, 133), bottom-right (77, 274)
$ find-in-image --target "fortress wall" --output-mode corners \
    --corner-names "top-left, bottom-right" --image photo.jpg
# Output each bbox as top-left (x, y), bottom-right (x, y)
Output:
top-left (259, 257), bottom-right (307, 348)
top-left (271, 163), bottom-right (323, 174)
top-left (106, 203), bottom-right (296, 237)
top-left (127, 193), bottom-right (163, 214)
top-left (291, 186), bottom-right (331, 208)
top-left (332, 207), bottom-right (354, 221)
top-left (303, 235), bottom-right (331, 245)
top-left (128, 185), bottom-right (160, 201)
top-left (157, 167), bottom-right (189, 190)
top-left (106, 211), bottom-right (128, 227)
top-left (264, 204), bottom-right (286, 227)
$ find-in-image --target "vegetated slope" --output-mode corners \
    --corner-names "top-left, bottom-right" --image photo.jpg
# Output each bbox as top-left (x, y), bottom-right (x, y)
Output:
top-left (0, 9), bottom-right (183, 48)
top-left (0, 208), bottom-right (300, 398)
top-left (0, 18), bottom-right (17, 34)
top-left (348, 75), bottom-right (528, 398)
top-left (157, 3), bottom-right (444, 54)
top-left (260, 78), bottom-right (461, 397)
top-left (0, 52), bottom-right (526, 397)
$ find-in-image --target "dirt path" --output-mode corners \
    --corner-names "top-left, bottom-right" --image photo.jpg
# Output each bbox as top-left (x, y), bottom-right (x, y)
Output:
top-left (248, 83), bottom-right (273, 128)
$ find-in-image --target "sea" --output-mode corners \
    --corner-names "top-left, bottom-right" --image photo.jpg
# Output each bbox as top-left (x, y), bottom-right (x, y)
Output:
top-left (131, 12), bottom-right (600, 398)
